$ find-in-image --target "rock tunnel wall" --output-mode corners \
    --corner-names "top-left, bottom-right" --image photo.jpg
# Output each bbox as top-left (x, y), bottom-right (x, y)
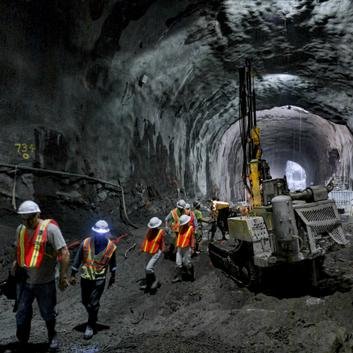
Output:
top-left (1, 0), bottom-right (353, 231)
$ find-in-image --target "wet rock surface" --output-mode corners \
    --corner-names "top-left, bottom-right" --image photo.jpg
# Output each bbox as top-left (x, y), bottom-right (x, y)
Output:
top-left (2, 0), bottom-right (353, 201)
top-left (2, 0), bottom-right (353, 351)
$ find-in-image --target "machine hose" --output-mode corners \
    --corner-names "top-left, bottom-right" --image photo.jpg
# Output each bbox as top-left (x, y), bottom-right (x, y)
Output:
top-left (0, 162), bottom-right (138, 229)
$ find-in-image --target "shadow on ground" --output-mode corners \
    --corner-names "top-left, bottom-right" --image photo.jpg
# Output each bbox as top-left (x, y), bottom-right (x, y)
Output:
top-left (0, 342), bottom-right (48, 353)
top-left (73, 323), bottom-right (110, 333)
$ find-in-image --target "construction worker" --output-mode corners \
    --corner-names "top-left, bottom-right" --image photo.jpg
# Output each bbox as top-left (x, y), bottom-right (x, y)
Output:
top-left (13, 200), bottom-right (70, 352)
top-left (193, 201), bottom-right (209, 253)
top-left (164, 199), bottom-right (186, 256)
top-left (172, 214), bottom-right (195, 283)
top-left (209, 198), bottom-right (230, 241)
top-left (70, 220), bottom-right (116, 340)
top-left (139, 217), bottom-right (165, 293)
top-left (184, 203), bottom-right (198, 231)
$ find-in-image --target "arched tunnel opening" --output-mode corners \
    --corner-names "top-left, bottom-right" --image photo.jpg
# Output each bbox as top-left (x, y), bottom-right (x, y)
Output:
top-left (2, 1), bottom-right (353, 353)
top-left (285, 160), bottom-right (307, 191)
top-left (210, 105), bottom-right (353, 200)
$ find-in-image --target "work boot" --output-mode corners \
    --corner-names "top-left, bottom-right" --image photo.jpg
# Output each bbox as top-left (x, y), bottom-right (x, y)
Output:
top-left (187, 264), bottom-right (195, 282)
top-left (16, 324), bottom-right (30, 346)
top-left (48, 334), bottom-right (59, 352)
top-left (149, 273), bottom-right (160, 291)
top-left (84, 325), bottom-right (94, 340)
top-left (140, 273), bottom-right (153, 291)
top-left (87, 310), bottom-right (98, 331)
top-left (172, 267), bottom-right (182, 283)
top-left (139, 277), bottom-right (148, 290)
top-left (46, 320), bottom-right (59, 352)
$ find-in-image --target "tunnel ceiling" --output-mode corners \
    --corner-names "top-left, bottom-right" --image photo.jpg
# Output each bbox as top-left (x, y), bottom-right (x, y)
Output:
top-left (1, 0), bottom-right (353, 207)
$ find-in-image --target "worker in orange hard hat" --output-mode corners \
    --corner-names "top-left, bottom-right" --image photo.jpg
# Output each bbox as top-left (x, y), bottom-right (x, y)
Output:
top-left (139, 217), bottom-right (165, 293)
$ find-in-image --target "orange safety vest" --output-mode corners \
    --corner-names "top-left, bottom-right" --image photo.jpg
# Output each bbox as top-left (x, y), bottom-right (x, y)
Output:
top-left (176, 226), bottom-right (194, 248)
top-left (189, 211), bottom-right (196, 229)
top-left (170, 208), bottom-right (181, 232)
top-left (17, 219), bottom-right (53, 269)
top-left (141, 229), bottom-right (164, 254)
top-left (81, 237), bottom-right (116, 280)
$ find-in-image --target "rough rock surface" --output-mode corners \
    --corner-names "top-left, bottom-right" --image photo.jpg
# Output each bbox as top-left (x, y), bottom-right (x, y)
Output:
top-left (1, 0), bottom-right (353, 203)
top-left (2, 1), bottom-right (353, 352)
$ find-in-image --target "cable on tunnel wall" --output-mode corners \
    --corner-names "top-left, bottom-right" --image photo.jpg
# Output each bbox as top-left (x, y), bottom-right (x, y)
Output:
top-left (0, 162), bottom-right (138, 229)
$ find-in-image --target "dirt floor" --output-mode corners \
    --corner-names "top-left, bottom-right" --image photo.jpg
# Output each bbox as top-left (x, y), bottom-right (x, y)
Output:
top-left (1, 223), bottom-right (353, 353)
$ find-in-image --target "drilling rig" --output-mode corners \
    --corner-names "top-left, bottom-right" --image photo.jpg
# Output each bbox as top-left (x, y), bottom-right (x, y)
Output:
top-left (208, 60), bottom-right (348, 289)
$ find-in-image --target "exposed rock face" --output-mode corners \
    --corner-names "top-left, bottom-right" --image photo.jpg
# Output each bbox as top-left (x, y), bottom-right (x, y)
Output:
top-left (2, 2), bottom-right (353, 352)
top-left (1, 0), bottom-right (353, 220)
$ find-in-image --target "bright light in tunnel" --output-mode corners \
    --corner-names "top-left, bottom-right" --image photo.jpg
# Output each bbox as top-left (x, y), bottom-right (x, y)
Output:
top-left (286, 160), bottom-right (306, 191)
top-left (263, 74), bottom-right (299, 82)
top-left (276, 0), bottom-right (299, 16)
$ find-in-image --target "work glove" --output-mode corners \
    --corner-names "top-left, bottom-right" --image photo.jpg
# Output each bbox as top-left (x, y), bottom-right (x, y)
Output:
top-left (107, 275), bottom-right (115, 289)
top-left (58, 276), bottom-right (69, 291)
top-left (69, 276), bottom-right (77, 286)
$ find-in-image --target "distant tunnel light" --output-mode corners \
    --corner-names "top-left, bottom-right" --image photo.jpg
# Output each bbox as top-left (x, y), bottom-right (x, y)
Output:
top-left (286, 160), bottom-right (306, 191)
top-left (276, 0), bottom-right (299, 14)
top-left (263, 74), bottom-right (299, 82)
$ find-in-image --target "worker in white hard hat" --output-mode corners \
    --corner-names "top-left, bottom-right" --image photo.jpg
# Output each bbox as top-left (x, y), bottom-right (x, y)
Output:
top-left (209, 197), bottom-right (230, 242)
top-left (164, 199), bottom-right (186, 257)
top-left (70, 220), bottom-right (117, 340)
top-left (139, 217), bottom-right (165, 293)
top-left (172, 214), bottom-right (196, 283)
top-left (184, 203), bottom-right (198, 230)
top-left (13, 200), bottom-right (70, 351)
top-left (192, 201), bottom-right (209, 253)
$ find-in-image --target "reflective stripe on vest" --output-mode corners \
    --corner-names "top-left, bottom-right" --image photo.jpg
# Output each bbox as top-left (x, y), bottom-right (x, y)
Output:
top-left (81, 238), bottom-right (116, 280)
top-left (142, 229), bottom-right (164, 254)
top-left (190, 212), bottom-right (196, 228)
top-left (176, 226), bottom-right (193, 248)
top-left (171, 208), bottom-right (180, 232)
top-left (17, 219), bottom-right (51, 268)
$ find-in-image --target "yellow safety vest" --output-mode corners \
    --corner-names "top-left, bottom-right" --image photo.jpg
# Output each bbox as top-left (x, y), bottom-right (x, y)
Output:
top-left (81, 238), bottom-right (116, 280)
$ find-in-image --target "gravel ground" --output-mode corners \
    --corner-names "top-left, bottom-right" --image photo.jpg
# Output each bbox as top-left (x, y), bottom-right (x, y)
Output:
top-left (1, 224), bottom-right (353, 353)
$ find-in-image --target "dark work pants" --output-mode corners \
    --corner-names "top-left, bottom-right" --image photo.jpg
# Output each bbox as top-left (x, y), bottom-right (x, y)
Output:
top-left (218, 208), bottom-right (229, 234)
top-left (16, 281), bottom-right (57, 343)
top-left (81, 278), bottom-right (106, 327)
top-left (210, 212), bottom-right (229, 241)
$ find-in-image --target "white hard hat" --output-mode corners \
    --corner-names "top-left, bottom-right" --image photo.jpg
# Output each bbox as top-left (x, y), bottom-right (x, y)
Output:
top-left (193, 201), bottom-right (201, 208)
top-left (17, 200), bottom-right (41, 214)
top-left (147, 217), bottom-right (162, 229)
top-left (176, 199), bottom-right (186, 209)
top-left (185, 203), bottom-right (190, 209)
top-left (92, 220), bottom-right (110, 234)
top-left (179, 214), bottom-right (191, 226)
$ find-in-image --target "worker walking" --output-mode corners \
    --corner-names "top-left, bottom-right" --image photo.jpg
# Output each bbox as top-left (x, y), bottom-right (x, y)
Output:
top-left (165, 199), bottom-right (186, 256)
top-left (172, 214), bottom-right (196, 283)
top-left (209, 198), bottom-right (230, 241)
top-left (70, 220), bottom-right (116, 340)
top-left (184, 203), bottom-right (198, 231)
top-left (14, 200), bottom-right (70, 352)
top-left (139, 217), bottom-right (165, 293)
top-left (193, 201), bottom-right (209, 253)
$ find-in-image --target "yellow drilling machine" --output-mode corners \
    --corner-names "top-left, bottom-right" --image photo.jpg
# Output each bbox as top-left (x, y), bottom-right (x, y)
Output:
top-left (208, 60), bottom-right (348, 290)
